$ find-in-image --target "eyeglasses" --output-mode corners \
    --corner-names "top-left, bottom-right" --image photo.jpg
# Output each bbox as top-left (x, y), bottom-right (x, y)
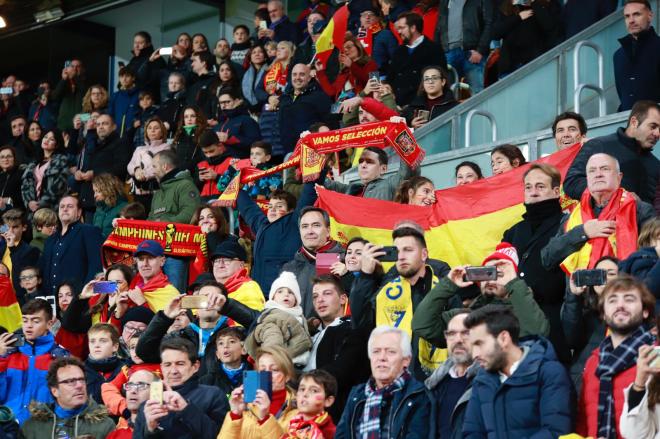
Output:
top-left (443, 330), bottom-right (470, 339)
top-left (218, 100), bottom-right (233, 106)
top-left (58, 377), bottom-right (86, 387)
top-left (0, 155), bottom-right (13, 160)
top-left (123, 382), bottom-right (150, 391)
top-left (19, 275), bottom-right (37, 281)
top-left (423, 75), bottom-right (443, 83)
top-left (213, 258), bottom-right (239, 266)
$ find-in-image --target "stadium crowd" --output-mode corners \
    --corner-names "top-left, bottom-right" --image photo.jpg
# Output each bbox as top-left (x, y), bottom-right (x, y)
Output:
top-left (0, 0), bottom-right (659, 437)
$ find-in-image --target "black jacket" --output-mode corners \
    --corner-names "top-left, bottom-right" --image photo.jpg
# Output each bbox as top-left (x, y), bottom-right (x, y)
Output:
top-left (563, 127), bottom-right (660, 204)
top-left (403, 93), bottom-right (459, 126)
top-left (128, 46), bottom-right (167, 103)
top-left (435, 0), bottom-right (495, 57)
top-left (199, 360), bottom-right (252, 398)
top-left (158, 90), bottom-right (187, 130)
top-left (173, 130), bottom-right (205, 176)
top-left (133, 375), bottom-right (229, 439)
top-left (388, 37), bottom-right (448, 107)
top-left (614, 26), bottom-right (660, 111)
top-left (0, 167), bottom-right (25, 213)
top-left (84, 356), bottom-right (125, 405)
top-left (562, 0), bottom-right (617, 38)
top-left (186, 73), bottom-right (217, 118)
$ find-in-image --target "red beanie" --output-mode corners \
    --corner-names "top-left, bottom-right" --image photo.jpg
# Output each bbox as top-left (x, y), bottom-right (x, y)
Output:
top-left (482, 242), bottom-right (520, 273)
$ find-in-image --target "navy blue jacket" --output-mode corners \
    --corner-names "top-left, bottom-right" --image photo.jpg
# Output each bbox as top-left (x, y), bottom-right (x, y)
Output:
top-left (614, 26), bottom-right (660, 111)
top-left (463, 337), bottom-right (573, 439)
top-left (269, 16), bottom-right (301, 44)
top-left (214, 104), bottom-right (261, 159)
top-left (335, 375), bottom-right (433, 439)
top-left (108, 87), bottom-right (140, 137)
top-left (236, 181), bottom-right (317, 294)
top-left (0, 240), bottom-right (40, 305)
top-left (619, 246), bottom-right (660, 301)
top-left (39, 222), bottom-right (103, 295)
top-left (278, 80), bottom-right (332, 155)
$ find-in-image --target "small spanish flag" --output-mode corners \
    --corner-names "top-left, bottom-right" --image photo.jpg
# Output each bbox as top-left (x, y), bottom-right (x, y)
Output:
top-left (315, 4), bottom-right (349, 65)
top-left (0, 274), bottom-right (22, 332)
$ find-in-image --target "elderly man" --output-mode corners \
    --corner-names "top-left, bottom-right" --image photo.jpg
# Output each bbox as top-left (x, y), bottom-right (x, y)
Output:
top-left (277, 63), bottom-right (332, 157)
top-left (564, 100), bottom-right (660, 204)
top-left (258, 0), bottom-right (301, 44)
top-left (20, 357), bottom-right (115, 438)
top-left (52, 58), bottom-right (86, 131)
top-left (108, 369), bottom-right (158, 439)
top-left (552, 111), bottom-right (588, 150)
top-left (335, 326), bottom-right (432, 438)
top-left (542, 153), bottom-right (655, 275)
top-left (211, 239), bottom-right (265, 311)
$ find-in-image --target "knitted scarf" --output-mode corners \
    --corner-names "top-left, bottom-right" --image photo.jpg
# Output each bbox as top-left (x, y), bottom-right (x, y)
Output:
top-left (359, 369), bottom-right (410, 439)
top-left (300, 240), bottom-right (336, 263)
top-left (595, 323), bottom-right (655, 439)
top-left (222, 268), bottom-right (252, 294)
top-left (284, 411), bottom-right (335, 439)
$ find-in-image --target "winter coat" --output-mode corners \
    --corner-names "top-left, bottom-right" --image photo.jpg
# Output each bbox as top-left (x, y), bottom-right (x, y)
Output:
top-left (0, 240), bottom-right (40, 304)
top-left (147, 168), bottom-right (201, 224)
top-left (335, 375), bottom-right (433, 439)
top-left (270, 16), bottom-right (301, 44)
top-left (620, 247), bottom-right (660, 300)
top-left (562, 0), bottom-right (617, 38)
top-left (0, 405), bottom-right (17, 439)
top-left (133, 375), bottom-right (229, 439)
top-left (388, 37), bottom-right (448, 107)
top-left (372, 28), bottom-right (401, 75)
top-left (28, 101), bottom-right (58, 132)
top-left (127, 140), bottom-right (171, 195)
top-left (0, 168), bottom-right (24, 212)
top-left (237, 181), bottom-right (318, 293)
top-left (93, 197), bottom-right (128, 238)
top-left (402, 93), bottom-right (458, 127)
top-left (173, 130), bottom-right (205, 175)
top-left (186, 73), bottom-right (217, 118)
top-left (278, 80), bottom-right (332, 156)
top-left (435, 0), bottom-right (495, 57)
top-left (281, 241), bottom-right (344, 317)
top-left (620, 381), bottom-right (660, 439)
top-left (199, 360), bottom-right (252, 398)
top-left (157, 90), bottom-right (187, 129)
top-left (242, 65), bottom-right (268, 109)
top-left (564, 128), bottom-right (660, 204)
top-left (0, 333), bottom-right (69, 424)
top-left (128, 46), bottom-right (167, 99)
top-left (130, 105), bottom-right (160, 147)
top-left (462, 337), bottom-right (573, 439)
top-left (492, 0), bottom-right (562, 75)
top-left (108, 87), bottom-right (140, 137)
top-left (614, 26), bottom-right (660, 111)
top-left (20, 399), bottom-right (115, 439)
top-left (245, 303), bottom-right (312, 363)
top-left (84, 357), bottom-right (125, 406)
top-left (21, 154), bottom-right (70, 210)
top-left (51, 77), bottom-right (86, 131)
top-left (214, 104), bottom-right (261, 159)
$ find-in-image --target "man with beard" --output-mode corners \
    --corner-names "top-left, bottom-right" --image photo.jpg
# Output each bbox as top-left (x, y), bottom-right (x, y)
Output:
top-left (425, 311), bottom-right (479, 439)
top-left (576, 276), bottom-right (656, 439)
top-left (462, 305), bottom-right (573, 438)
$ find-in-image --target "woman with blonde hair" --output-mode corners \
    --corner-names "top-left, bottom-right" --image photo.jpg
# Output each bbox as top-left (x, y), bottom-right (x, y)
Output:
top-left (127, 116), bottom-right (171, 207)
top-left (219, 345), bottom-right (298, 438)
top-left (81, 85), bottom-right (109, 113)
top-left (91, 173), bottom-right (128, 238)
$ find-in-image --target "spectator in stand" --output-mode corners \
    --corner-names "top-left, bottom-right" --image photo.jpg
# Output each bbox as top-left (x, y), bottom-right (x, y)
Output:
top-left (379, 0), bottom-right (412, 31)
top-left (490, 143), bottom-right (526, 175)
top-left (146, 43), bottom-right (192, 104)
top-left (614, 0), bottom-right (660, 111)
top-left (394, 176), bottom-right (436, 205)
top-left (52, 59), bottom-right (86, 131)
top-left (0, 209), bottom-right (40, 300)
top-left (53, 281), bottom-right (90, 360)
top-left (436, 0), bottom-right (494, 94)
top-left (30, 208), bottom-right (58, 252)
top-left (218, 345), bottom-right (298, 437)
top-left (177, 32), bottom-right (192, 55)
top-left (564, 100), bottom-right (660, 204)
top-left (0, 146), bottom-right (24, 213)
top-left (39, 194), bottom-right (103, 294)
top-left (20, 357), bottom-right (115, 438)
top-left (389, 12), bottom-right (448, 107)
top-left (213, 39), bottom-right (245, 80)
top-left (356, 8), bottom-right (399, 76)
top-left (84, 323), bottom-right (125, 405)
top-left (254, 8), bottom-right (272, 40)
top-left (335, 326), bottom-right (433, 438)
top-left (455, 160), bottom-right (483, 185)
top-left (79, 85), bottom-right (109, 116)
top-left (502, 164), bottom-right (569, 363)
top-left (192, 33), bottom-right (210, 53)
top-left (619, 218), bottom-right (660, 299)
top-left (212, 63), bottom-right (242, 108)
top-left (196, 130), bottom-right (239, 201)
top-left (230, 25), bottom-right (252, 67)
top-left (242, 45), bottom-right (269, 113)
top-left (107, 369), bottom-right (157, 439)
top-left (403, 65), bottom-right (458, 128)
top-left (552, 111), bottom-right (588, 150)
top-left (542, 153), bottom-right (656, 276)
top-left (282, 207), bottom-right (343, 317)
top-left (293, 11), bottom-right (327, 66)
top-left (109, 67), bottom-right (140, 138)
top-left (134, 337), bottom-right (229, 439)
top-left (562, 0), bottom-right (617, 38)
top-left (186, 51), bottom-right (217, 117)
top-left (315, 33), bottom-right (379, 102)
top-left (339, 81), bottom-right (398, 143)
top-left (412, 0), bottom-right (440, 41)
top-left (158, 71), bottom-right (187, 130)
top-left (199, 326), bottom-right (251, 396)
top-left (562, 256), bottom-right (620, 391)
top-left (19, 266), bottom-right (43, 304)
top-left (127, 117), bottom-right (172, 208)
top-left (260, 41), bottom-right (296, 159)
top-left (172, 105), bottom-right (207, 175)
top-left (24, 121), bottom-right (43, 162)
top-left (0, 299), bottom-right (69, 423)
top-left (259, 0), bottom-right (301, 44)
top-left (28, 83), bottom-right (57, 132)
top-left (130, 91), bottom-right (159, 148)
top-left (576, 276), bottom-right (656, 439)
top-left (0, 95), bottom-right (22, 146)
top-left (328, 237), bottom-right (368, 294)
top-left (215, 88), bottom-right (261, 159)
top-left (492, 0), bottom-right (562, 78)
top-left (92, 173), bottom-right (128, 238)
top-left (462, 305), bottom-right (573, 438)
top-left (7, 115), bottom-right (36, 166)
top-left (21, 128), bottom-right (69, 213)
top-left (216, 140), bottom-right (281, 201)
top-left (324, 146), bottom-right (418, 201)
top-left (127, 31), bottom-right (166, 103)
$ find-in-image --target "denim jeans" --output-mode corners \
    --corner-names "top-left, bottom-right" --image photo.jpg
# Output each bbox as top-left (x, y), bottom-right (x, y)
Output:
top-left (445, 48), bottom-right (486, 94)
top-left (163, 256), bottom-right (188, 294)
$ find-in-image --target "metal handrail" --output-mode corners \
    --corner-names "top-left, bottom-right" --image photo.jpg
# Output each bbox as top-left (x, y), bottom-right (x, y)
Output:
top-left (574, 83), bottom-right (607, 115)
top-left (465, 110), bottom-right (497, 147)
top-left (573, 40), bottom-right (606, 116)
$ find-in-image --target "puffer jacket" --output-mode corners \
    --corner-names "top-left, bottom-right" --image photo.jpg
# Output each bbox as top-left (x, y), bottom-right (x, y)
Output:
top-left (20, 399), bottom-right (115, 439)
top-left (127, 140), bottom-right (172, 195)
top-left (21, 154), bottom-right (70, 210)
top-left (108, 87), bottom-right (140, 137)
top-left (147, 168), bottom-right (201, 224)
top-left (92, 197), bottom-right (128, 238)
top-left (214, 104), bottom-right (261, 159)
top-left (173, 130), bottom-right (205, 175)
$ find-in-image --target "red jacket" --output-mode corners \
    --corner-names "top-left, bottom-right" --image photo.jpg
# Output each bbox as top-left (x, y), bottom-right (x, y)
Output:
top-left (412, 6), bottom-right (439, 41)
top-left (198, 158), bottom-right (233, 197)
top-left (54, 327), bottom-right (88, 359)
top-left (316, 60), bottom-right (379, 99)
top-left (576, 347), bottom-right (636, 439)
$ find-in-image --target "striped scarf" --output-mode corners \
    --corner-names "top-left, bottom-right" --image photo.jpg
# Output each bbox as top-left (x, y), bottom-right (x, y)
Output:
top-left (595, 323), bottom-right (654, 439)
top-left (359, 369), bottom-right (410, 439)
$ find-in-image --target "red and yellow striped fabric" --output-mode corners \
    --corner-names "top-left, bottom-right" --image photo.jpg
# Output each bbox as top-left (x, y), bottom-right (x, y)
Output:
top-left (0, 275), bottom-right (22, 332)
top-left (316, 144), bottom-right (582, 267)
top-left (314, 4), bottom-right (349, 65)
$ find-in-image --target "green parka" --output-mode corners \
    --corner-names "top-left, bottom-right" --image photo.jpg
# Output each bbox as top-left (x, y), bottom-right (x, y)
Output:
top-left (20, 399), bottom-right (116, 439)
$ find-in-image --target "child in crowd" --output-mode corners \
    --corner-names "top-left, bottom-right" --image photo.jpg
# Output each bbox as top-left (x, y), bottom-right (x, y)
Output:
top-left (197, 130), bottom-right (233, 202)
top-left (282, 369), bottom-right (337, 438)
top-left (108, 66), bottom-right (140, 138)
top-left (245, 271), bottom-right (311, 366)
top-left (201, 327), bottom-right (252, 397)
top-left (84, 323), bottom-right (125, 405)
top-left (19, 266), bottom-right (43, 303)
top-left (53, 281), bottom-right (88, 359)
top-left (217, 141), bottom-right (282, 200)
top-left (119, 202), bottom-right (147, 220)
top-left (131, 91), bottom-right (159, 147)
top-left (265, 41), bottom-right (278, 63)
top-left (30, 208), bottom-right (58, 252)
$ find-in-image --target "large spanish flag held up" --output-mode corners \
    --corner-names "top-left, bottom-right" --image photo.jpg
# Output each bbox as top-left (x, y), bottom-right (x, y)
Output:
top-left (317, 144), bottom-right (582, 267)
top-left (0, 275), bottom-right (21, 332)
top-left (314, 4), bottom-right (349, 65)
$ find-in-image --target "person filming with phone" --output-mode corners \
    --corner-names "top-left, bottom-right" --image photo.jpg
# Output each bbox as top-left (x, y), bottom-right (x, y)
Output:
top-left (403, 66), bottom-right (458, 129)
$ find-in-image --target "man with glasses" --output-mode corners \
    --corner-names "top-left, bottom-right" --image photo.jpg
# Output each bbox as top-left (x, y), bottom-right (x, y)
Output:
top-left (109, 369), bottom-right (158, 438)
top-left (215, 88), bottom-right (260, 159)
top-left (21, 357), bottom-right (115, 438)
top-left (357, 7), bottom-right (398, 75)
top-left (258, 0), bottom-right (301, 44)
top-left (211, 239), bottom-right (265, 311)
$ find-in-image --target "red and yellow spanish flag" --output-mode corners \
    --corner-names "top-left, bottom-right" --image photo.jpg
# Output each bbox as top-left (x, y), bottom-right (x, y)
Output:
top-left (316, 144), bottom-right (582, 267)
top-left (0, 275), bottom-right (21, 332)
top-left (315, 4), bottom-right (349, 65)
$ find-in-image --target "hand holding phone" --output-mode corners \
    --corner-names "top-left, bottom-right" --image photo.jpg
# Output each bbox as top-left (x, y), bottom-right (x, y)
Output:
top-left (243, 371), bottom-right (272, 403)
top-left (464, 266), bottom-right (498, 282)
top-left (572, 269), bottom-right (607, 288)
top-left (159, 47), bottom-right (173, 56)
top-left (93, 281), bottom-right (119, 294)
top-left (316, 253), bottom-right (340, 275)
top-left (180, 295), bottom-right (209, 309)
top-left (150, 381), bottom-right (164, 404)
top-left (376, 246), bottom-right (398, 262)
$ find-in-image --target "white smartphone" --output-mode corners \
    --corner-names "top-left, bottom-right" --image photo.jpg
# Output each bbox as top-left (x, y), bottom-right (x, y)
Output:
top-left (259, 21), bottom-right (268, 30)
top-left (159, 47), bottom-right (173, 56)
